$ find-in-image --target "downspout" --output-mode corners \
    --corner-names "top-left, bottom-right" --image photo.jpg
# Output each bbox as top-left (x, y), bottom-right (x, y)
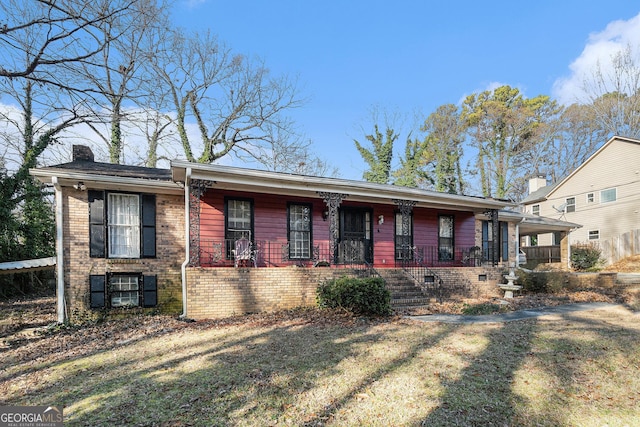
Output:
top-left (180, 168), bottom-right (192, 318)
top-left (51, 177), bottom-right (66, 323)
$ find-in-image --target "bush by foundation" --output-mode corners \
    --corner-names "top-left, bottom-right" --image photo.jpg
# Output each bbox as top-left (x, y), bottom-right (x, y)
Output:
top-left (317, 276), bottom-right (392, 316)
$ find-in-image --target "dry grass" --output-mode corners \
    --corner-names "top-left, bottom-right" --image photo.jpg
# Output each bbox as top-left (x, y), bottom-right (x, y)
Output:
top-left (603, 254), bottom-right (640, 272)
top-left (1, 296), bottom-right (639, 426)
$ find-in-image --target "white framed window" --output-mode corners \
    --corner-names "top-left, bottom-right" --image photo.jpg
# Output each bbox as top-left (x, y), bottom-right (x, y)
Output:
top-left (288, 203), bottom-right (312, 259)
top-left (586, 193), bottom-right (594, 203)
top-left (600, 188), bottom-right (617, 203)
top-left (108, 193), bottom-right (140, 258)
top-left (566, 197), bottom-right (576, 213)
top-left (110, 275), bottom-right (140, 307)
top-left (588, 230), bottom-right (600, 240)
top-left (532, 205), bottom-right (540, 216)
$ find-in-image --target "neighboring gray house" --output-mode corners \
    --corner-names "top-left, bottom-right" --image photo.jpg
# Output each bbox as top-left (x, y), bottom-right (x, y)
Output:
top-left (522, 135), bottom-right (640, 265)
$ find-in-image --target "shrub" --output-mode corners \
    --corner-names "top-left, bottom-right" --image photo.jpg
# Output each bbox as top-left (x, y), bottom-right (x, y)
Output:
top-left (519, 270), bottom-right (568, 294)
top-left (571, 243), bottom-right (603, 271)
top-left (317, 276), bottom-right (391, 316)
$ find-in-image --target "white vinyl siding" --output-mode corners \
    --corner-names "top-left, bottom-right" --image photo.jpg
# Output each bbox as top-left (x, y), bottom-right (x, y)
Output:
top-left (528, 138), bottom-right (640, 249)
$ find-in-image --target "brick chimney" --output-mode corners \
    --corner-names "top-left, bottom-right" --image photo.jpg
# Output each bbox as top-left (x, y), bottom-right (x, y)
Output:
top-left (73, 145), bottom-right (94, 162)
top-left (528, 176), bottom-right (547, 194)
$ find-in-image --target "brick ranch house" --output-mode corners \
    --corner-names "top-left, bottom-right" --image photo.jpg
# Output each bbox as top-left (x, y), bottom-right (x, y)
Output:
top-left (31, 145), bottom-right (571, 322)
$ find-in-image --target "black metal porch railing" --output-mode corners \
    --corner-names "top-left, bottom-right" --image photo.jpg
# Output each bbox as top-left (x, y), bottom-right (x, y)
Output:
top-left (408, 245), bottom-right (484, 267)
top-left (197, 238), bottom-right (377, 275)
top-left (396, 246), bottom-right (446, 303)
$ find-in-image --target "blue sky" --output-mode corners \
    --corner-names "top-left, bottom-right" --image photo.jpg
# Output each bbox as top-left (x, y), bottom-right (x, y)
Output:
top-left (2, 1), bottom-right (636, 178)
top-left (171, 1), bottom-right (640, 180)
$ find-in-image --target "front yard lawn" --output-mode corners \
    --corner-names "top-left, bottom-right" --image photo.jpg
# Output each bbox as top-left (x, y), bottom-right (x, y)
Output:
top-left (1, 301), bottom-right (639, 426)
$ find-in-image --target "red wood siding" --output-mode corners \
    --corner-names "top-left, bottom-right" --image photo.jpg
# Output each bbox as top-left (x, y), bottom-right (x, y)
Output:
top-left (199, 190), bottom-right (477, 267)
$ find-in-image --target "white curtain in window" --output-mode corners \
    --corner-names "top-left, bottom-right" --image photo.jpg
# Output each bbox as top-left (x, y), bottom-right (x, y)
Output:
top-left (108, 194), bottom-right (140, 258)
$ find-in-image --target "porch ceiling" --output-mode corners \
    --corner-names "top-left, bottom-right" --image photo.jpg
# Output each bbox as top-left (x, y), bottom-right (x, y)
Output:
top-left (518, 221), bottom-right (582, 236)
top-left (171, 161), bottom-right (514, 212)
top-left (511, 212), bottom-right (581, 236)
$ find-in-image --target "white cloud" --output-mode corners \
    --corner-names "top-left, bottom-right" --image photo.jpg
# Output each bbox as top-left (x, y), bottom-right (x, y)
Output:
top-left (552, 13), bottom-right (640, 105)
top-left (184, 0), bottom-right (207, 9)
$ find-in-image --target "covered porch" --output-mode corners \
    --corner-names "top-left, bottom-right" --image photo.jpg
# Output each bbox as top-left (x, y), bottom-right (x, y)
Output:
top-left (171, 161), bottom-right (515, 271)
top-left (513, 212), bottom-right (582, 269)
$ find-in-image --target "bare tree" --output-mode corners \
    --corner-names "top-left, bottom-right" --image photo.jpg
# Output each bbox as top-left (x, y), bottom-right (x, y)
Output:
top-left (0, 77), bottom-right (87, 261)
top-left (247, 126), bottom-right (338, 176)
top-left (582, 45), bottom-right (640, 139)
top-left (0, 0), bottom-right (138, 91)
top-left (75, 0), bottom-right (169, 163)
top-left (147, 28), bottom-right (305, 164)
top-left (541, 104), bottom-right (606, 183)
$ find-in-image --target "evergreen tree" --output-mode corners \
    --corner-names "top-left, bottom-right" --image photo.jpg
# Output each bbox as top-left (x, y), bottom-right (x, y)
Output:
top-left (354, 124), bottom-right (397, 184)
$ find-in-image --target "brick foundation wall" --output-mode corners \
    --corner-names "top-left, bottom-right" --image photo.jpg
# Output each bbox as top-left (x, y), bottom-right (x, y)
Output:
top-left (431, 267), bottom-right (505, 299)
top-left (63, 188), bottom-right (184, 322)
top-left (186, 267), bottom-right (352, 319)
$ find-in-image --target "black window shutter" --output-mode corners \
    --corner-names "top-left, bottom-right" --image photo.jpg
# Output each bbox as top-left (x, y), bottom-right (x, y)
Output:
top-left (89, 190), bottom-right (106, 258)
top-left (141, 194), bottom-right (156, 258)
top-left (501, 222), bottom-right (509, 262)
top-left (90, 275), bottom-right (106, 308)
top-left (142, 275), bottom-right (157, 307)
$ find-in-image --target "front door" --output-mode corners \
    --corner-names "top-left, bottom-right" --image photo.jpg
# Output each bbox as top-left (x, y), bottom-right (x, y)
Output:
top-left (338, 208), bottom-right (372, 264)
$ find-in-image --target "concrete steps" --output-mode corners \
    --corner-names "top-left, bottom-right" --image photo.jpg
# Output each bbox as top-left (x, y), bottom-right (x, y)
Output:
top-left (377, 267), bottom-right (505, 311)
top-left (377, 269), bottom-right (432, 310)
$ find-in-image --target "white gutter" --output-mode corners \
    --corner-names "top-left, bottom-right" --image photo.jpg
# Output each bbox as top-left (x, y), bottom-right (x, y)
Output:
top-left (30, 169), bottom-right (183, 195)
top-left (171, 161), bottom-right (514, 211)
top-left (52, 177), bottom-right (66, 323)
top-left (180, 167), bottom-right (192, 318)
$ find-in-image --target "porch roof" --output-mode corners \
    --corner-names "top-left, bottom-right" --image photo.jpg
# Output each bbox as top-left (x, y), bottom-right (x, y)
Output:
top-left (30, 160), bottom-right (184, 195)
top-left (490, 210), bottom-right (582, 236)
top-left (171, 161), bottom-right (515, 212)
top-left (0, 256), bottom-right (56, 275)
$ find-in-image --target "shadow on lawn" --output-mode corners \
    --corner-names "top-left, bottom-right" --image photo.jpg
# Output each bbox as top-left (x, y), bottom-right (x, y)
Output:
top-left (418, 308), bottom-right (640, 427)
top-left (416, 320), bottom-right (539, 427)
top-left (7, 315), bottom-right (397, 425)
top-left (4, 307), bottom-right (639, 426)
